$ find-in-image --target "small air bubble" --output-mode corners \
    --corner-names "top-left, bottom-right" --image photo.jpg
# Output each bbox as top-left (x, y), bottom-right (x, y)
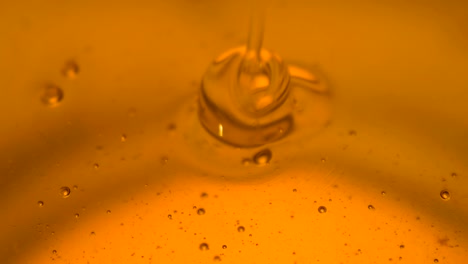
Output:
top-left (62, 60), bottom-right (79, 79)
top-left (197, 208), bottom-right (206, 215)
top-left (38, 201), bottom-right (44, 207)
top-left (106, 210), bottom-right (111, 214)
top-left (253, 149), bottom-right (272, 166)
top-left (168, 214), bottom-right (172, 220)
top-left (199, 243), bottom-right (209, 251)
top-left (434, 259), bottom-right (439, 263)
top-left (74, 213), bottom-right (79, 219)
top-left (381, 191), bottom-right (386, 196)
top-left (222, 245), bottom-right (227, 249)
top-left (41, 84), bottom-right (63, 107)
top-left (292, 189), bottom-right (297, 192)
top-left (90, 231), bottom-right (96, 236)
top-left (368, 205), bottom-right (375, 210)
top-left (237, 226), bottom-right (245, 232)
top-left (451, 172), bottom-right (457, 178)
top-left (318, 206), bottom-right (327, 213)
top-left (201, 192), bottom-right (208, 198)
top-left (52, 250), bottom-right (57, 254)
top-left (440, 190), bottom-right (451, 201)
top-left (213, 255), bottom-right (221, 262)
top-left (121, 134), bottom-right (127, 142)
top-left (161, 156), bottom-right (168, 165)
top-left (320, 158), bottom-right (326, 163)
top-left (242, 158), bottom-right (252, 166)
top-left (93, 163), bottom-right (100, 170)
top-left (73, 185), bottom-right (78, 190)
top-left (60, 186), bottom-right (71, 198)
top-left (399, 245), bottom-right (405, 249)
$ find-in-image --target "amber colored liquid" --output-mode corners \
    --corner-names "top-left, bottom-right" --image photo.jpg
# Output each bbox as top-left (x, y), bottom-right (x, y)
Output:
top-left (0, 1), bottom-right (467, 264)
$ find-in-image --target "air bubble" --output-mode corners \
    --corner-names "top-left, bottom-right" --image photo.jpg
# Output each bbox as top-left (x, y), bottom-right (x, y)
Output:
top-left (62, 60), bottom-right (79, 79)
top-left (38, 201), bottom-right (44, 207)
top-left (60, 186), bottom-right (71, 198)
top-left (434, 259), bottom-right (439, 263)
top-left (213, 255), bottom-right (221, 262)
top-left (318, 206), bottom-right (327, 213)
top-left (237, 226), bottom-right (245, 232)
top-left (121, 134), bottom-right (127, 142)
top-left (253, 149), bottom-right (272, 166)
top-left (451, 172), bottom-right (457, 178)
top-left (440, 190), bottom-right (451, 201)
top-left (381, 191), bottom-right (386, 196)
top-left (52, 250), bottom-right (57, 254)
top-left (41, 84), bottom-right (63, 107)
top-left (74, 213), bottom-right (79, 219)
top-left (368, 205), bottom-right (375, 210)
top-left (197, 208), bottom-right (206, 215)
top-left (161, 156), bottom-right (169, 165)
top-left (242, 158), bottom-right (252, 166)
top-left (199, 243), bottom-right (209, 251)
top-left (93, 163), bottom-right (100, 170)
top-left (107, 210), bottom-right (111, 214)
top-left (222, 245), bottom-right (227, 249)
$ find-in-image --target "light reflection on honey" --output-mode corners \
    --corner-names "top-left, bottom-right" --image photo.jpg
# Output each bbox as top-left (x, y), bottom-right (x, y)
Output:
top-left (0, 0), bottom-right (467, 263)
